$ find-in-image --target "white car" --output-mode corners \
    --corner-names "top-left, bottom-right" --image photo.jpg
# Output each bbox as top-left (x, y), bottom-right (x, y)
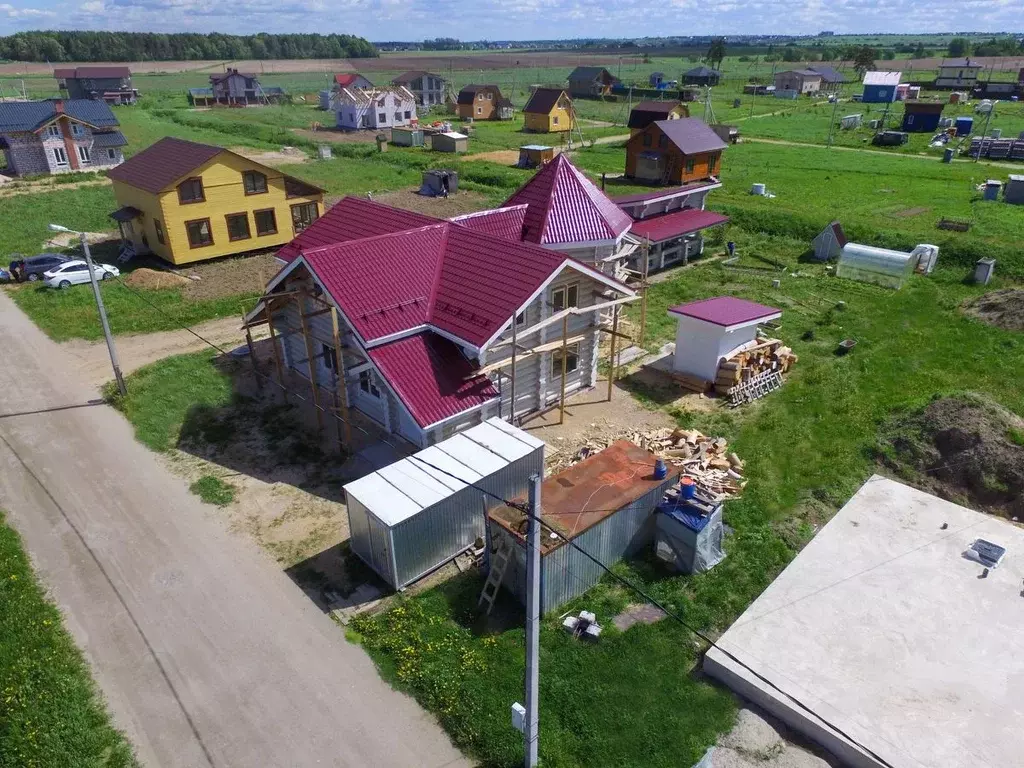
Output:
top-left (43, 260), bottom-right (120, 289)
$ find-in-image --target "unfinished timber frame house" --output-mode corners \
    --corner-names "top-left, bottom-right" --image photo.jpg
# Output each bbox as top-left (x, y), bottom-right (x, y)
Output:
top-left (244, 197), bottom-right (637, 449)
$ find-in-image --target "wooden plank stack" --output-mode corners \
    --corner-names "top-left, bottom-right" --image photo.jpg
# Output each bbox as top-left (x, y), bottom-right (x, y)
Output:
top-left (547, 427), bottom-right (746, 502)
top-left (715, 337), bottom-right (797, 394)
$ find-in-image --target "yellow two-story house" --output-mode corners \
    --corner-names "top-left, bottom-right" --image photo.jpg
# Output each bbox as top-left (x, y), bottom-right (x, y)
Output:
top-left (522, 88), bottom-right (574, 133)
top-left (108, 137), bottom-right (324, 265)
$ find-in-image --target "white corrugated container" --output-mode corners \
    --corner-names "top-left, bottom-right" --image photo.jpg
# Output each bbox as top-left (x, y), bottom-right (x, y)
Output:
top-left (344, 418), bottom-right (545, 589)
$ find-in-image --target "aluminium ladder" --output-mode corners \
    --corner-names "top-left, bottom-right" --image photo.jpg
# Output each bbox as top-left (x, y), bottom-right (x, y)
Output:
top-left (478, 538), bottom-right (513, 616)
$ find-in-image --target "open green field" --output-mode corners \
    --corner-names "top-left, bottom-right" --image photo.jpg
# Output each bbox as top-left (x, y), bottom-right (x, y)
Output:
top-left (0, 512), bottom-right (137, 768)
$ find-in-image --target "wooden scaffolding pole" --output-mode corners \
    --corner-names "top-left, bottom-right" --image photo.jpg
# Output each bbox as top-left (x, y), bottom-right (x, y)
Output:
top-left (295, 293), bottom-right (323, 433)
top-left (607, 305), bottom-right (620, 402)
top-left (243, 319), bottom-right (262, 391)
top-left (265, 310), bottom-right (287, 403)
top-left (331, 307), bottom-right (352, 448)
top-left (558, 315), bottom-right (568, 425)
top-left (638, 238), bottom-right (650, 345)
top-left (509, 319), bottom-right (517, 424)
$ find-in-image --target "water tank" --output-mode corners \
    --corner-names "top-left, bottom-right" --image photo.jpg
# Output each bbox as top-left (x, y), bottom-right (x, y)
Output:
top-left (955, 117), bottom-right (973, 136)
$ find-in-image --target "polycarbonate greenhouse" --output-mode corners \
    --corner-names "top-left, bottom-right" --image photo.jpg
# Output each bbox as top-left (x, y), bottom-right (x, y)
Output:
top-left (343, 418), bottom-right (544, 590)
top-left (836, 243), bottom-right (915, 289)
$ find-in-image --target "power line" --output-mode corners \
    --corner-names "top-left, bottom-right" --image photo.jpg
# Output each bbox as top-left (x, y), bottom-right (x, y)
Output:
top-left (109, 273), bottom-right (907, 768)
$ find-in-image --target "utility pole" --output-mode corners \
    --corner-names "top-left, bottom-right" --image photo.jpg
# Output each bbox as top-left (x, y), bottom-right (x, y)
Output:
top-left (48, 225), bottom-right (126, 396)
top-left (82, 233), bottom-right (127, 396)
top-left (523, 474), bottom-right (541, 768)
top-left (826, 90), bottom-right (841, 148)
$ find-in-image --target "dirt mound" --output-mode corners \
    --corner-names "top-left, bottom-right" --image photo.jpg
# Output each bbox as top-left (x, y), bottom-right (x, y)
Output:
top-left (964, 289), bottom-right (1024, 331)
top-left (878, 395), bottom-right (1024, 518)
top-left (123, 268), bottom-right (191, 291)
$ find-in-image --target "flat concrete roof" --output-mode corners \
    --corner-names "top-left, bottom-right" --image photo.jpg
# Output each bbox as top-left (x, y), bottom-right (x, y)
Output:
top-left (705, 476), bottom-right (1024, 768)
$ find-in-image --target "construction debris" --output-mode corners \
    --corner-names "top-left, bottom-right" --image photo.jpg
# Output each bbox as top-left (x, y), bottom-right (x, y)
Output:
top-left (715, 337), bottom-right (797, 395)
top-left (548, 427), bottom-right (746, 503)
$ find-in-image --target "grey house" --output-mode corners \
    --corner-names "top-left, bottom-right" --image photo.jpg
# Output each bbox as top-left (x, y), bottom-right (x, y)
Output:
top-left (54, 66), bottom-right (139, 105)
top-left (392, 70), bottom-right (447, 107)
top-left (0, 100), bottom-right (126, 176)
top-left (188, 68), bottom-right (286, 106)
top-left (567, 66), bottom-right (619, 98)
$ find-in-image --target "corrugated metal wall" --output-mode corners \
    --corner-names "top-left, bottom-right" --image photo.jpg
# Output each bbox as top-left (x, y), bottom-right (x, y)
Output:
top-left (492, 477), bottom-right (675, 613)
top-left (386, 443), bottom-right (544, 589)
top-left (347, 497), bottom-right (395, 586)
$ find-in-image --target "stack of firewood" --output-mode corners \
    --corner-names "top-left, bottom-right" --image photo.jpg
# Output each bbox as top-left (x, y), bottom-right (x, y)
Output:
top-left (547, 427), bottom-right (746, 501)
top-left (715, 338), bottom-right (797, 393)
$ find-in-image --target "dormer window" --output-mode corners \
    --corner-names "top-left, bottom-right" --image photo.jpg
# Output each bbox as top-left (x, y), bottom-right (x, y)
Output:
top-left (46, 125), bottom-right (61, 139)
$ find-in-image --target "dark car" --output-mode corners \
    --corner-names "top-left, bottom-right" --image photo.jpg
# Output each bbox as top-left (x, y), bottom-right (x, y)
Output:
top-left (8, 253), bottom-right (71, 283)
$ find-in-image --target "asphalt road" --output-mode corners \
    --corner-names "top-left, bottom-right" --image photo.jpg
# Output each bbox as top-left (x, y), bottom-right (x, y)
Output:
top-left (0, 290), bottom-right (469, 768)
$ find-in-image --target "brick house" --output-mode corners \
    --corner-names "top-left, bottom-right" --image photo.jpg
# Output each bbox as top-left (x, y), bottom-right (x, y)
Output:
top-left (53, 66), bottom-right (139, 105)
top-left (625, 118), bottom-right (727, 185)
top-left (392, 71), bottom-right (447, 107)
top-left (0, 100), bottom-right (126, 176)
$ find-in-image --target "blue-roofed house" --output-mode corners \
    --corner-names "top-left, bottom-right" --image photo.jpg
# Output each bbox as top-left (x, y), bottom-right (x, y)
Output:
top-left (0, 99), bottom-right (126, 176)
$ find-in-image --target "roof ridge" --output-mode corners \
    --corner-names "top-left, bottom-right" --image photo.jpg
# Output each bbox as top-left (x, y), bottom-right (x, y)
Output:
top-left (302, 222), bottom-right (447, 257)
top-left (425, 222), bottom-right (452, 324)
top-left (536, 154), bottom-right (567, 241)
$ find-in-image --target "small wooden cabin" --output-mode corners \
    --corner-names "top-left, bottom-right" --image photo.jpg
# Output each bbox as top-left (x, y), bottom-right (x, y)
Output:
top-left (625, 118), bottom-right (727, 186)
top-left (523, 88), bottom-right (573, 133)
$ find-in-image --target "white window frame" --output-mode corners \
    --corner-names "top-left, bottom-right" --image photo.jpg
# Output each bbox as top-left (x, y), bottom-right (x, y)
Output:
top-left (46, 124), bottom-right (61, 139)
top-left (551, 283), bottom-right (579, 312)
top-left (551, 342), bottom-right (580, 378)
top-left (77, 145), bottom-right (91, 164)
top-left (52, 147), bottom-right (68, 166)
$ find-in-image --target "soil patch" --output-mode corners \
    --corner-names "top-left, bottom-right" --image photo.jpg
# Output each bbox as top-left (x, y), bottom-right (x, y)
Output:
top-left (877, 395), bottom-right (1024, 519)
top-left (291, 127), bottom-right (383, 145)
top-left (374, 188), bottom-right (491, 218)
top-left (963, 289), bottom-right (1024, 331)
top-left (123, 267), bottom-right (191, 291)
top-left (231, 146), bottom-right (308, 166)
top-left (466, 149), bottom-right (525, 165)
top-left (179, 252), bottom-right (281, 302)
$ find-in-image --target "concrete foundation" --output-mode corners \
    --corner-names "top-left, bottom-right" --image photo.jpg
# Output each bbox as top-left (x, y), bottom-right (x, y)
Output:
top-left (705, 475), bottom-right (1024, 768)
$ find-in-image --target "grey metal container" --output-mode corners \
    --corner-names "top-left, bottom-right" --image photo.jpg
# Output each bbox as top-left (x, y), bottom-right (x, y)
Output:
top-left (345, 418), bottom-right (544, 590)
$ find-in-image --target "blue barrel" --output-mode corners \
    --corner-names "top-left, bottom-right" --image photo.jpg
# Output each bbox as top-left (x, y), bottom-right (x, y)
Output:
top-left (680, 477), bottom-right (696, 500)
top-left (943, 147), bottom-right (954, 163)
top-left (955, 117), bottom-right (973, 137)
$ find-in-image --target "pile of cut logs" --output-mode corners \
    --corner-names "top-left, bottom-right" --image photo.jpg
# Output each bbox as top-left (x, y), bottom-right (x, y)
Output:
top-left (548, 427), bottom-right (746, 501)
top-left (715, 337), bottom-right (797, 393)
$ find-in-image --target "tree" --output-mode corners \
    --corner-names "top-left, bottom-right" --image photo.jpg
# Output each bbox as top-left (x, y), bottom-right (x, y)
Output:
top-left (948, 37), bottom-right (970, 58)
top-left (852, 46), bottom-right (877, 76)
top-left (913, 43), bottom-right (927, 59)
top-left (782, 46), bottom-right (801, 62)
top-left (881, 49), bottom-right (896, 61)
top-left (707, 38), bottom-right (726, 70)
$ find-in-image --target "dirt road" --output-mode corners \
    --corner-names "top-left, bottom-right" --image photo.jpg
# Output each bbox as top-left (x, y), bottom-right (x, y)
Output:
top-left (0, 290), bottom-right (468, 768)
top-left (61, 315), bottom-right (258, 389)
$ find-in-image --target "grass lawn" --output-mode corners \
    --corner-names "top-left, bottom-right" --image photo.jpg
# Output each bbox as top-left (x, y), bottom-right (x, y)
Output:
top-left (189, 475), bottom-right (237, 506)
top-left (351, 231), bottom-right (1024, 767)
top-left (0, 185), bottom-right (118, 258)
top-left (105, 349), bottom-right (233, 452)
top-left (0, 512), bottom-right (137, 768)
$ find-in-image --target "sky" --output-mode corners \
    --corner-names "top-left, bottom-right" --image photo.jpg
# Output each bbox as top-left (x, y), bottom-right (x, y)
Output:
top-left (0, 0), bottom-right (1021, 42)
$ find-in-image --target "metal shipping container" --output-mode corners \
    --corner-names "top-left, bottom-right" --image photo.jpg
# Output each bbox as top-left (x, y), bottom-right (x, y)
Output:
top-left (489, 441), bottom-right (678, 613)
top-left (344, 418), bottom-right (545, 590)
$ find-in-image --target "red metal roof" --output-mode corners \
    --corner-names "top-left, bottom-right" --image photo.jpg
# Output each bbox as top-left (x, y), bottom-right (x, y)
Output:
top-left (612, 180), bottom-right (718, 206)
top-left (628, 209), bottom-right (729, 243)
top-left (669, 296), bottom-right (781, 328)
top-left (503, 154), bottom-right (632, 246)
top-left (333, 73), bottom-right (367, 87)
top-left (277, 197), bottom-right (438, 264)
top-left (368, 333), bottom-right (498, 428)
top-left (449, 205), bottom-right (527, 242)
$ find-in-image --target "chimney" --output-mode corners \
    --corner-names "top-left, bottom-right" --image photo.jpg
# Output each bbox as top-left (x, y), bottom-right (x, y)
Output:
top-left (54, 100), bottom-right (64, 114)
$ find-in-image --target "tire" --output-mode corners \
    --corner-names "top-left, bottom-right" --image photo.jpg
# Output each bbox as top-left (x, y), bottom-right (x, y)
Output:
top-left (102, 271), bottom-right (113, 280)
top-left (27, 273), bottom-right (39, 282)
top-left (58, 280), bottom-right (71, 290)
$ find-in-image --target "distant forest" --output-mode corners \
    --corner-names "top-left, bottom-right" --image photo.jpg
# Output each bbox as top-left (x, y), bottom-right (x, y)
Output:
top-left (0, 31), bottom-right (378, 62)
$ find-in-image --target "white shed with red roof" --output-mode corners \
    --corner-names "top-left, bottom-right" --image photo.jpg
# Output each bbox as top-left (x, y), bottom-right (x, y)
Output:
top-left (668, 297), bottom-right (781, 381)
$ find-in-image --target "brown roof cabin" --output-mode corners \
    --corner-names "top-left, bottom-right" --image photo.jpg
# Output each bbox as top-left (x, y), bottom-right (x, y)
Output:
top-left (567, 66), bottom-right (619, 98)
top-left (456, 85), bottom-right (512, 120)
top-left (625, 118), bottom-right (727, 186)
top-left (627, 100), bottom-right (689, 135)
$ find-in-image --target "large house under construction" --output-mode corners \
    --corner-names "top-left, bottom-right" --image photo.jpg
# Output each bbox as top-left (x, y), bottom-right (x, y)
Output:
top-left (187, 69), bottom-right (286, 107)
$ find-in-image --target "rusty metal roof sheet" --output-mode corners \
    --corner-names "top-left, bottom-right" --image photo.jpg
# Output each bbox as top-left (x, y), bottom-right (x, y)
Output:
top-left (489, 441), bottom-right (678, 553)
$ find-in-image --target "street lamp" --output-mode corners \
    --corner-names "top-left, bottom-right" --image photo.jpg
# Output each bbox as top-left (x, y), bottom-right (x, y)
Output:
top-left (48, 224), bottom-right (127, 396)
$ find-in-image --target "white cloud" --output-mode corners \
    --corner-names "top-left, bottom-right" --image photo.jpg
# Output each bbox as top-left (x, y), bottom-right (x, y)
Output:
top-left (80, 0), bottom-right (106, 11)
top-left (0, 3), bottom-right (57, 16)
